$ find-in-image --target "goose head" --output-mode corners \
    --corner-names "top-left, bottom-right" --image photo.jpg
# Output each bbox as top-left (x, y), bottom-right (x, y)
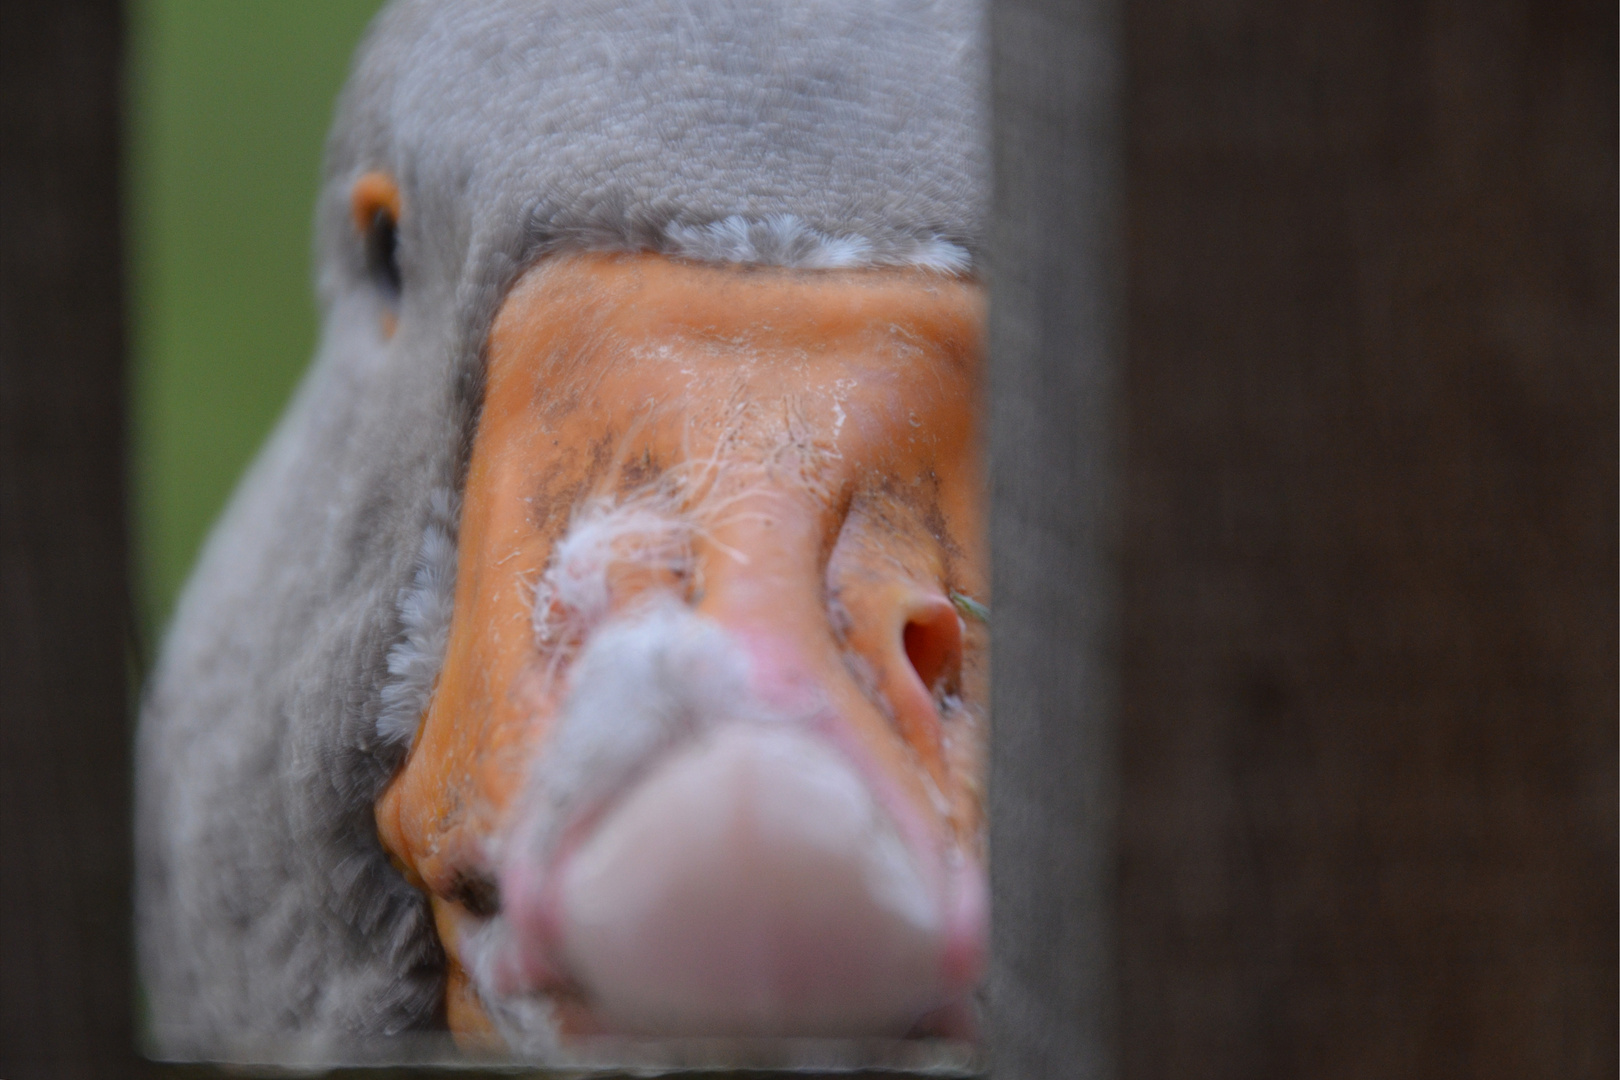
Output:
top-left (137, 0), bottom-right (988, 1056)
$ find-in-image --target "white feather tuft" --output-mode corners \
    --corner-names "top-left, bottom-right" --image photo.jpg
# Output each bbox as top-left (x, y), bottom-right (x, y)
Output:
top-left (662, 214), bottom-right (970, 273)
top-left (531, 491), bottom-right (697, 670)
top-left (376, 488), bottom-right (459, 751)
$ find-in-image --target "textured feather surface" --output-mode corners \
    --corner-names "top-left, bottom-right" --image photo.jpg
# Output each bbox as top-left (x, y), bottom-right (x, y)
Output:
top-left (376, 488), bottom-right (458, 751)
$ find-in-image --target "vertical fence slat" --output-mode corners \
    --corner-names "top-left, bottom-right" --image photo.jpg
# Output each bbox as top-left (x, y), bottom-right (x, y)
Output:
top-left (988, 0), bottom-right (1123, 1075)
top-left (1119, 0), bottom-right (1616, 1075)
top-left (0, 3), bottom-right (133, 1078)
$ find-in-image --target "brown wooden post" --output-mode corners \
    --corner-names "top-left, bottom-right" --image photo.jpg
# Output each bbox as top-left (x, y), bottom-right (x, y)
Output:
top-left (0, 2), bottom-right (135, 1078)
top-left (1119, 0), bottom-right (1616, 1076)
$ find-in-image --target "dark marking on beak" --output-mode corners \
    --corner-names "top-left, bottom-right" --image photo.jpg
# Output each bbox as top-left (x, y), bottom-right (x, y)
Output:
top-left (448, 872), bottom-right (502, 919)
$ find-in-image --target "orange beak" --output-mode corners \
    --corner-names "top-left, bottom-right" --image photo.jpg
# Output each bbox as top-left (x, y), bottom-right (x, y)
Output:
top-left (375, 251), bottom-right (988, 1043)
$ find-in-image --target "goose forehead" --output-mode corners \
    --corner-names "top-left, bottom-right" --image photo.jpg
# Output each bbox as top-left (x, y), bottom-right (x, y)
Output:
top-left (322, 0), bottom-right (987, 281)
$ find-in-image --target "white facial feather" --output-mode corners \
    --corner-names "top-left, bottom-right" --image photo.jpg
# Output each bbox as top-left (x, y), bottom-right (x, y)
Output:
top-left (661, 214), bottom-right (971, 272)
top-left (376, 488), bottom-right (459, 751)
top-left (531, 496), bottom-right (697, 664)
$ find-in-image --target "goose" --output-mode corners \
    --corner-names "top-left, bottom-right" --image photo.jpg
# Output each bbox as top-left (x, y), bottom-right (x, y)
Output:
top-left (136, 0), bottom-right (989, 1058)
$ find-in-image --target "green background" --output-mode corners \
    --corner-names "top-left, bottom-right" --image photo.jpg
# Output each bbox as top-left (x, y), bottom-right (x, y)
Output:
top-left (126, 0), bottom-right (387, 644)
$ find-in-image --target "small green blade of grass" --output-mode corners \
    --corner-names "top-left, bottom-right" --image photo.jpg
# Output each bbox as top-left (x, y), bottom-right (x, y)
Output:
top-left (950, 590), bottom-right (990, 624)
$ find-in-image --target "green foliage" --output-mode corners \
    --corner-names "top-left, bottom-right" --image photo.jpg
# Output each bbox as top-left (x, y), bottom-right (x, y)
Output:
top-left (126, 0), bottom-right (386, 645)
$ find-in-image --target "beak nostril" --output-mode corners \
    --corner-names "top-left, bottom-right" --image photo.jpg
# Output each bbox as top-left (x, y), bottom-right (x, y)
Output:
top-left (447, 871), bottom-right (502, 919)
top-left (902, 600), bottom-right (963, 697)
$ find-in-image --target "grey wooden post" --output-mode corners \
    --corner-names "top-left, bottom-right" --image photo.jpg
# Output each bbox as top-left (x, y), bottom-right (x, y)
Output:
top-left (987, 0), bottom-right (1123, 1077)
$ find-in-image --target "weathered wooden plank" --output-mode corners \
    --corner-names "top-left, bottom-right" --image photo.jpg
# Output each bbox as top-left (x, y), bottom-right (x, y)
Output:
top-left (0, 3), bottom-right (135, 1078)
top-left (987, 0), bottom-right (1124, 1076)
top-left (1119, 0), bottom-right (1617, 1075)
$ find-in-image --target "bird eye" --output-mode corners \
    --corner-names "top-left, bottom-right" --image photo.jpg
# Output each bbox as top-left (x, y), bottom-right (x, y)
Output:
top-left (365, 207), bottom-right (402, 298)
top-left (349, 171), bottom-right (404, 303)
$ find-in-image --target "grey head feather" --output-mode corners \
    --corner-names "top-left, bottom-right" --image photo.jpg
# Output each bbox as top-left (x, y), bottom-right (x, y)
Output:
top-left (136, 0), bottom-right (985, 1056)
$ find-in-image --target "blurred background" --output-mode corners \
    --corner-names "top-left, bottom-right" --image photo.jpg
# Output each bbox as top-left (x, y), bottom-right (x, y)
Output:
top-left (127, 0), bottom-right (383, 642)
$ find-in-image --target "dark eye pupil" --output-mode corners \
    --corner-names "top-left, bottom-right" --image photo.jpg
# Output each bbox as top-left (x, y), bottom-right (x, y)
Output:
top-left (366, 208), bottom-right (402, 297)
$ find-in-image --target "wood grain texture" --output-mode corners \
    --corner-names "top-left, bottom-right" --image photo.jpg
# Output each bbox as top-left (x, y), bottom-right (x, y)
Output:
top-left (987, 0), bottom-right (1123, 1077)
top-left (0, 2), bottom-right (137, 1078)
top-left (1119, 0), bottom-right (1617, 1076)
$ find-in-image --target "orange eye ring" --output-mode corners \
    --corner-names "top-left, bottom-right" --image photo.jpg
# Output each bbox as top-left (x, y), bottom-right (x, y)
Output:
top-left (350, 172), bottom-right (404, 328)
top-left (350, 170), bottom-right (402, 235)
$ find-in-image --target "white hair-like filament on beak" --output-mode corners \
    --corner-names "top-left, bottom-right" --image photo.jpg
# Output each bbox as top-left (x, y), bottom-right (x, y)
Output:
top-left (529, 492), bottom-right (698, 666)
top-left (526, 407), bottom-right (829, 685)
